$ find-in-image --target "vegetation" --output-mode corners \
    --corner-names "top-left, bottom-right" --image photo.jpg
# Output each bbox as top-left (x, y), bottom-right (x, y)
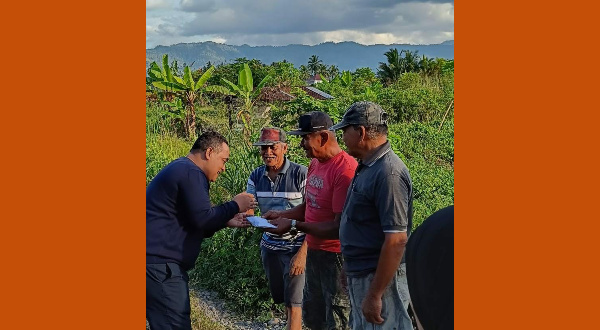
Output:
top-left (146, 49), bottom-right (454, 320)
top-left (221, 63), bottom-right (271, 134)
top-left (147, 54), bottom-right (228, 138)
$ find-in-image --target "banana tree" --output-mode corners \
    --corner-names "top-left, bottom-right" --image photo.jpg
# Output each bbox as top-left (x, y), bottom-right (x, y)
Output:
top-left (148, 54), bottom-right (219, 138)
top-left (221, 63), bottom-right (271, 134)
top-left (340, 70), bottom-right (352, 87)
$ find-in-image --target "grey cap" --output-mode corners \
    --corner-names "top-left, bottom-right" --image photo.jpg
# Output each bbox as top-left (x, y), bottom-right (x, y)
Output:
top-left (329, 101), bottom-right (388, 130)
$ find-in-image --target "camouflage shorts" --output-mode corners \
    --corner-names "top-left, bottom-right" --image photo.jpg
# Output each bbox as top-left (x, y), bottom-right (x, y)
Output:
top-left (303, 249), bottom-right (351, 330)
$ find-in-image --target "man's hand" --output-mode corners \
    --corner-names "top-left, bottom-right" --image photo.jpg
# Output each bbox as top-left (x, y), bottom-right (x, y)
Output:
top-left (226, 213), bottom-right (250, 228)
top-left (262, 210), bottom-right (282, 220)
top-left (289, 248), bottom-right (306, 276)
top-left (263, 217), bottom-right (292, 235)
top-left (233, 193), bottom-right (257, 212)
top-left (362, 293), bottom-right (384, 325)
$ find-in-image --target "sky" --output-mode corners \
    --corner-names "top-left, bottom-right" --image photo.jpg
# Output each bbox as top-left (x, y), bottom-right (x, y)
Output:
top-left (146, 0), bottom-right (454, 49)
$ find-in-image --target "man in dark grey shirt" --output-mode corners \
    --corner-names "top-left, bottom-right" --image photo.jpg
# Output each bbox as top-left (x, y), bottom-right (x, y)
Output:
top-left (330, 101), bottom-right (413, 330)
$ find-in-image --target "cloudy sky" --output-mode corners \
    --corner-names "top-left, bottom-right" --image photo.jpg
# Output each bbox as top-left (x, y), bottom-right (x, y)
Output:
top-left (146, 0), bottom-right (454, 49)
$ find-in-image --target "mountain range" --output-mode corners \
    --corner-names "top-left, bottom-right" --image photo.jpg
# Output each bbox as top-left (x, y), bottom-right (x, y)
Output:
top-left (146, 40), bottom-right (454, 72)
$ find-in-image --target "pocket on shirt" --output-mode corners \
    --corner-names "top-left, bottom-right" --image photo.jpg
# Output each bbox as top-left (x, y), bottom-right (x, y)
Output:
top-left (346, 189), bottom-right (373, 223)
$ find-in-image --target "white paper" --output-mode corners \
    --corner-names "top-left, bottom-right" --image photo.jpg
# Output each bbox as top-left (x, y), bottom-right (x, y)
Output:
top-left (247, 216), bottom-right (276, 228)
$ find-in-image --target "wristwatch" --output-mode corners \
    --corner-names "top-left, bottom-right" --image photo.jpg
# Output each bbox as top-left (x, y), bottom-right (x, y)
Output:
top-left (290, 219), bottom-right (298, 236)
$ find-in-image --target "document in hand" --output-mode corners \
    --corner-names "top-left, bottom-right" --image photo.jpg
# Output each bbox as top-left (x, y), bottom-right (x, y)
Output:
top-left (247, 216), bottom-right (276, 228)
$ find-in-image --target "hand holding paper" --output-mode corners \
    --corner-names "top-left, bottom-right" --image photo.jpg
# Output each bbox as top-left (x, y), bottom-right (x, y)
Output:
top-left (247, 216), bottom-right (276, 229)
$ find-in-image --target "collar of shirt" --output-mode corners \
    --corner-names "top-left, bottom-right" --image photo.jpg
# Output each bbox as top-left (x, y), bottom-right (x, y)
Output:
top-left (360, 141), bottom-right (392, 168)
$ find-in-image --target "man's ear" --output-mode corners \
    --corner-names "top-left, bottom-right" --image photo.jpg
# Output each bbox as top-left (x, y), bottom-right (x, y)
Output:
top-left (282, 143), bottom-right (289, 153)
top-left (359, 126), bottom-right (366, 140)
top-left (320, 131), bottom-right (329, 146)
top-left (205, 147), bottom-right (213, 160)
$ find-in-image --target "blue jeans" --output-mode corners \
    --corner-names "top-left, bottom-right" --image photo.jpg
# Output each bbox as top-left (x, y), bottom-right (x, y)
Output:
top-left (397, 263), bottom-right (411, 310)
top-left (347, 271), bottom-right (413, 330)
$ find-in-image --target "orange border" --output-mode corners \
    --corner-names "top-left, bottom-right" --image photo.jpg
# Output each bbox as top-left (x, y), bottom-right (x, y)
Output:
top-left (1, 1), bottom-right (145, 328)
top-left (15, 1), bottom-right (600, 328)
top-left (457, 1), bottom-right (600, 329)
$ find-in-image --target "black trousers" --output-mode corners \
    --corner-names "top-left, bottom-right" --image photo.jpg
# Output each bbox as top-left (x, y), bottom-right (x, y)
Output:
top-left (146, 263), bottom-right (191, 330)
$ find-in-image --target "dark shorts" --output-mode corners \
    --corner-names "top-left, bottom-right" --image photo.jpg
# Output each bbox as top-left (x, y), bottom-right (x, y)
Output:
top-left (146, 263), bottom-right (191, 330)
top-left (303, 248), bottom-right (351, 330)
top-left (261, 246), bottom-right (306, 308)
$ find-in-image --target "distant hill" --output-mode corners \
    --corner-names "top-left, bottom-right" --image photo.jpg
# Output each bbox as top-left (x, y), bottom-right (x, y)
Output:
top-left (146, 41), bottom-right (454, 71)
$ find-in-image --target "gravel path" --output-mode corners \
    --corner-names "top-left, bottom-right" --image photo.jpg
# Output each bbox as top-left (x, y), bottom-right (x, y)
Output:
top-left (193, 289), bottom-right (288, 330)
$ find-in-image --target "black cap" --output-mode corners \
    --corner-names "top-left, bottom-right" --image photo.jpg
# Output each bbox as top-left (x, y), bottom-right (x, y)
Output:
top-left (287, 111), bottom-right (334, 136)
top-left (329, 101), bottom-right (388, 130)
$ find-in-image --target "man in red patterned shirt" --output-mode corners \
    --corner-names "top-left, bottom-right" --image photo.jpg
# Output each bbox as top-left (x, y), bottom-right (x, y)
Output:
top-left (265, 111), bottom-right (357, 330)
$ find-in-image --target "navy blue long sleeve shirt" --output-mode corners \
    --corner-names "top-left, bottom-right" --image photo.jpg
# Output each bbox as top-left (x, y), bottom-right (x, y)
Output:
top-left (146, 157), bottom-right (239, 271)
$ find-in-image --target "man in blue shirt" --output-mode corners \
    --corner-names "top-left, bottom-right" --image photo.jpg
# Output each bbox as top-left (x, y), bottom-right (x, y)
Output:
top-left (146, 131), bottom-right (257, 330)
top-left (331, 102), bottom-right (414, 330)
top-left (246, 127), bottom-right (308, 330)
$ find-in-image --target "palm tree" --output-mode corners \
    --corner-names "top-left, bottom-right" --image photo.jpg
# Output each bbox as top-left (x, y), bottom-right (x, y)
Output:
top-left (299, 65), bottom-right (310, 80)
top-left (326, 64), bottom-right (340, 80)
top-left (377, 48), bottom-right (402, 85)
top-left (418, 55), bottom-right (436, 76)
top-left (307, 55), bottom-right (324, 76)
top-left (401, 50), bottom-right (419, 73)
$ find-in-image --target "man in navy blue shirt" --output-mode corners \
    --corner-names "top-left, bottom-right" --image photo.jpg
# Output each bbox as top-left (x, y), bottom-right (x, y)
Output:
top-left (146, 131), bottom-right (256, 330)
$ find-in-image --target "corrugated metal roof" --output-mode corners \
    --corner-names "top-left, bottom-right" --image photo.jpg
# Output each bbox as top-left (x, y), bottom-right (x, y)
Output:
top-left (302, 86), bottom-right (335, 100)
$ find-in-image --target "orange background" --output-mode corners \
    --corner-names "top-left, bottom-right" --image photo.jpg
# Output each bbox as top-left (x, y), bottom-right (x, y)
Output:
top-left (1, 0), bottom-right (598, 329)
top-left (0, 1), bottom-right (145, 329)
top-left (456, 1), bottom-right (600, 329)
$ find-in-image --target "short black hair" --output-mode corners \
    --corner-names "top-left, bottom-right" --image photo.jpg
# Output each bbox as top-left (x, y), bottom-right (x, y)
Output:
top-left (190, 130), bottom-right (228, 153)
top-left (352, 124), bottom-right (388, 139)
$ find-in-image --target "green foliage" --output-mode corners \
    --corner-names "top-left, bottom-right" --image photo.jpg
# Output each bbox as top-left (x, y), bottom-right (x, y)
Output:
top-left (377, 48), bottom-right (403, 84)
top-left (221, 63), bottom-right (271, 107)
top-left (208, 58), bottom-right (270, 90)
top-left (146, 132), bottom-right (190, 185)
top-left (266, 61), bottom-right (303, 88)
top-left (377, 48), bottom-right (451, 86)
top-left (272, 92), bottom-right (327, 128)
top-left (376, 72), bottom-right (454, 123)
top-left (147, 54), bottom-right (221, 138)
top-left (307, 55), bottom-right (324, 76)
top-left (387, 121), bottom-right (454, 227)
top-left (340, 70), bottom-right (352, 87)
top-left (222, 63), bottom-right (272, 132)
top-left (442, 59), bottom-right (454, 73)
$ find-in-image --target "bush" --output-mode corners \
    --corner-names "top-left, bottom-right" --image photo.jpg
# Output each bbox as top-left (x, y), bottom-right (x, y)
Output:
top-left (388, 121), bottom-right (454, 227)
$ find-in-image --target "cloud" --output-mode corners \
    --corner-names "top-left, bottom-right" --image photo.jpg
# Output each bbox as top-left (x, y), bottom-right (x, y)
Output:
top-left (146, 0), bottom-right (453, 48)
top-left (146, 0), bottom-right (173, 11)
top-left (179, 0), bottom-right (217, 13)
